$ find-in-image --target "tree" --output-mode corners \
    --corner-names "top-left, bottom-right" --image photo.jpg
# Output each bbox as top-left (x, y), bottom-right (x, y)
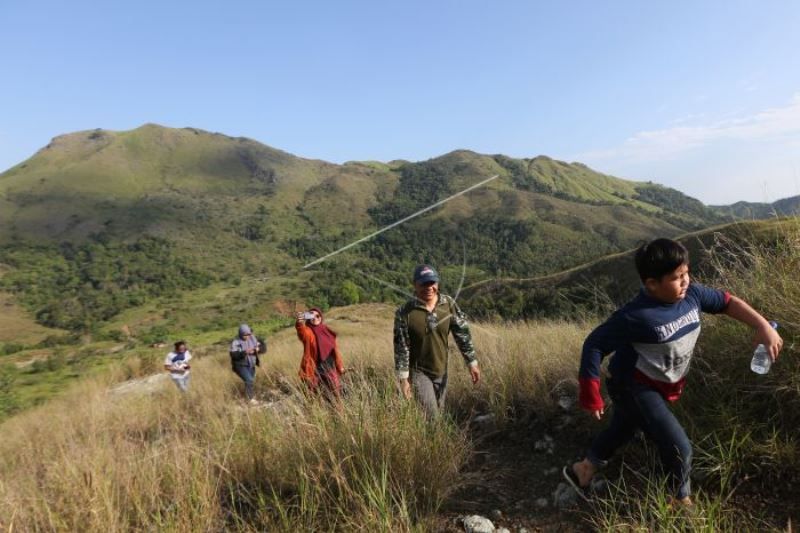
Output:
top-left (0, 365), bottom-right (18, 418)
top-left (336, 281), bottom-right (360, 306)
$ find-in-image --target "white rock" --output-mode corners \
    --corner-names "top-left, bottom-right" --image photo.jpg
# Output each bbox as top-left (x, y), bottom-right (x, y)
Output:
top-left (552, 378), bottom-right (579, 412)
top-left (463, 514), bottom-right (495, 533)
top-left (472, 413), bottom-right (498, 432)
top-left (535, 497), bottom-right (549, 508)
top-left (553, 482), bottom-right (580, 509)
top-left (110, 373), bottom-right (169, 396)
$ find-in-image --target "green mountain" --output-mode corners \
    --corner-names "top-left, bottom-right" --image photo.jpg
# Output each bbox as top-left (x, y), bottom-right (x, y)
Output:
top-left (711, 196), bottom-right (800, 219)
top-left (0, 124), bottom-right (349, 272)
top-left (0, 123), bottom-right (760, 331)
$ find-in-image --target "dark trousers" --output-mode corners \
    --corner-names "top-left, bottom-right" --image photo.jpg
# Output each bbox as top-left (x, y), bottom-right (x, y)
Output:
top-left (587, 378), bottom-right (693, 499)
top-left (233, 365), bottom-right (256, 400)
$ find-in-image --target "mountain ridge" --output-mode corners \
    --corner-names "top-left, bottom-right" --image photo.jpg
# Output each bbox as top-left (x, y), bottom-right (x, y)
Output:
top-left (1, 123), bottom-right (795, 331)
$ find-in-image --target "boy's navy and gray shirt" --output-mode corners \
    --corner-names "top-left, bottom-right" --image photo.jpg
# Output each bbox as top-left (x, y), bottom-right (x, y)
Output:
top-left (579, 282), bottom-right (730, 410)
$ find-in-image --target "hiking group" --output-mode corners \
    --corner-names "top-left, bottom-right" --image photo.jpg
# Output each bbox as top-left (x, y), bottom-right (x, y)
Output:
top-left (163, 237), bottom-right (783, 509)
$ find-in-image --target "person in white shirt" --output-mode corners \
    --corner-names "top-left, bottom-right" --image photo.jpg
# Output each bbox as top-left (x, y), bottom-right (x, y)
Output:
top-left (164, 340), bottom-right (192, 392)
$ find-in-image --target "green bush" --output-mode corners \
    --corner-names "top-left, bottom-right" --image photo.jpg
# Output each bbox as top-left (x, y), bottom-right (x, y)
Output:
top-left (0, 236), bottom-right (211, 331)
top-left (35, 334), bottom-right (81, 348)
top-left (0, 342), bottom-right (26, 356)
top-left (0, 365), bottom-right (18, 417)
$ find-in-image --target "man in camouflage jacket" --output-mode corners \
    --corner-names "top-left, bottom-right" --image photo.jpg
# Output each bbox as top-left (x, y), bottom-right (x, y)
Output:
top-left (394, 264), bottom-right (481, 417)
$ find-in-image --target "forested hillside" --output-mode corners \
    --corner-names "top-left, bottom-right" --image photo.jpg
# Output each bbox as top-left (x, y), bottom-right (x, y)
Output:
top-left (0, 124), bottom-right (752, 332)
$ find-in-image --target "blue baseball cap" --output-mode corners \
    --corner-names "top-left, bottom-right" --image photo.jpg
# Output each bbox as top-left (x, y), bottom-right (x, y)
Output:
top-left (413, 264), bottom-right (439, 284)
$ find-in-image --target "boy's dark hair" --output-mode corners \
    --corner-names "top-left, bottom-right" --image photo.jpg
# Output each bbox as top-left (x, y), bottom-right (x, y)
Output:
top-left (174, 340), bottom-right (187, 350)
top-left (635, 238), bottom-right (689, 282)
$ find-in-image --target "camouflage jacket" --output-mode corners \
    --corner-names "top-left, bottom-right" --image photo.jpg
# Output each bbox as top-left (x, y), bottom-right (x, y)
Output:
top-left (393, 293), bottom-right (477, 379)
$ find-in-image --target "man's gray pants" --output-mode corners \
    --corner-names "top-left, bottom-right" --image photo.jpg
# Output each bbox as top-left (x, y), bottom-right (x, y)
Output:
top-left (412, 371), bottom-right (448, 418)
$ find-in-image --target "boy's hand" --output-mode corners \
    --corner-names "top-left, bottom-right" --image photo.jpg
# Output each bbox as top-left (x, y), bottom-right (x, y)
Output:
top-left (591, 408), bottom-right (604, 420)
top-left (754, 323), bottom-right (783, 361)
top-left (724, 297), bottom-right (784, 362)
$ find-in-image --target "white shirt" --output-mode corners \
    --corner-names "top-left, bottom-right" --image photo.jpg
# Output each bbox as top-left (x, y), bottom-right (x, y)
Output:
top-left (164, 350), bottom-right (192, 375)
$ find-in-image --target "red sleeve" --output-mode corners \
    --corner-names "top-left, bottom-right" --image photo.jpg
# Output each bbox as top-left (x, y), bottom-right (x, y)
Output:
top-left (579, 377), bottom-right (605, 411)
top-left (296, 321), bottom-right (314, 342)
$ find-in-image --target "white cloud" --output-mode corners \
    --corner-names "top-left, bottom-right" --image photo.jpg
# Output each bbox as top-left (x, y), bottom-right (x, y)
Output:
top-left (578, 93), bottom-right (800, 164)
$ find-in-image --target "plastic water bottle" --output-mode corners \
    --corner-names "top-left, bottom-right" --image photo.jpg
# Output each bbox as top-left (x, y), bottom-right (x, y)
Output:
top-left (750, 321), bottom-right (779, 375)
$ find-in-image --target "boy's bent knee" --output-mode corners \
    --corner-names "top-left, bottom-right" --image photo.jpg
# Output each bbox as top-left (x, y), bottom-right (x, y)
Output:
top-left (675, 441), bottom-right (692, 465)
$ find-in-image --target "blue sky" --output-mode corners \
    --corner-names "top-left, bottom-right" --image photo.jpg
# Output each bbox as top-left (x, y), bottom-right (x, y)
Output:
top-left (1, 0), bottom-right (799, 204)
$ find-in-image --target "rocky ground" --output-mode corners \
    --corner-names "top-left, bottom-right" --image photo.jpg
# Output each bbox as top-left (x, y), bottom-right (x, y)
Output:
top-left (437, 407), bottom-right (799, 533)
top-left (437, 407), bottom-right (596, 533)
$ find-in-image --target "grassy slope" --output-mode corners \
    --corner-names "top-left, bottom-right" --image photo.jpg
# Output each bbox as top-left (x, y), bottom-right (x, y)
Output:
top-left (0, 125), bottom-right (341, 277)
top-left (0, 304), bottom-right (592, 531)
top-left (1, 124), bottom-right (726, 255)
top-left (711, 194), bottom-right (800, 219)
top-left (462, 217), bottom-right (800, 311)
top-left (0, 265), bottom-right (66, 344)
top-left (1, 260), bottom-right (798, 531)
top-left (0, 292), bottom-right (64, 344)
top-left (0, 124), bottom-right (762, 420)
top-left (0, 125), bottom-right (739, 329)
top-left (2, 213), bottom-right (792, 416)
top-left (527, 156), bottom-right (644, 203)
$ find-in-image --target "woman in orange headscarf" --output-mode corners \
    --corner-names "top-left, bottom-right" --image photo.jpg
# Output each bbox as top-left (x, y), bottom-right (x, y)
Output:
top-left (295, 308), bottom-right (345, 397)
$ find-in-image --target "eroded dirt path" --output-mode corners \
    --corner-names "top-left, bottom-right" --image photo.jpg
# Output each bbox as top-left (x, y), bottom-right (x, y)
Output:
top-left (438, 412), bottom-right (594, 532)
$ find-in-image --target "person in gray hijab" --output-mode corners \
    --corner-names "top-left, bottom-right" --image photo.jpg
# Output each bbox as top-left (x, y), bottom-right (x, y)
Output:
top-left (230, 324), bottom-right (264, 403)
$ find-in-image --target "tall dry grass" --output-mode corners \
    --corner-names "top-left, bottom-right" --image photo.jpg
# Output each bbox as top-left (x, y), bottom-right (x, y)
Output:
top-left (683, 220), bottom-right (800, 484)
top-left (586, 218), bottom-right (800, 530)
top-left (4, 217), bottom-right (797, 533)
top-left (0, 304), bottom-right (587, 531)
top-left (447, 320), bottom-right (587, 422)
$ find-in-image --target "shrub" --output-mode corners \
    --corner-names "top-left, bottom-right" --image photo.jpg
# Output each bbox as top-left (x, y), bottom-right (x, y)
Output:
top-left (0, 342), bottom-right (26, 355)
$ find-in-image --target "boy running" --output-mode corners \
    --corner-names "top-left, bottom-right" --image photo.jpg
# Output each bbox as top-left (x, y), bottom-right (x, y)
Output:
top-left (565, 238), bottom-right (783, 506)
top-left (164, 340), bottom-right (192, 392)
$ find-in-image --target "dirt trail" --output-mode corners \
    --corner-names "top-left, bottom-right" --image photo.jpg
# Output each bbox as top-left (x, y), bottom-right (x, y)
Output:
top-left (438, 410), bottom-right (800, 532)
top-left (438, 412), bottom-right (593, 532)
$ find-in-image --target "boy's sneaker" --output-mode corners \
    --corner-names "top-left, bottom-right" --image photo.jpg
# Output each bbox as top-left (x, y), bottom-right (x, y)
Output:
top-left (249, 398), bottom-right (260, 405)
top-left (667, 496), bottom-right (704, 519)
